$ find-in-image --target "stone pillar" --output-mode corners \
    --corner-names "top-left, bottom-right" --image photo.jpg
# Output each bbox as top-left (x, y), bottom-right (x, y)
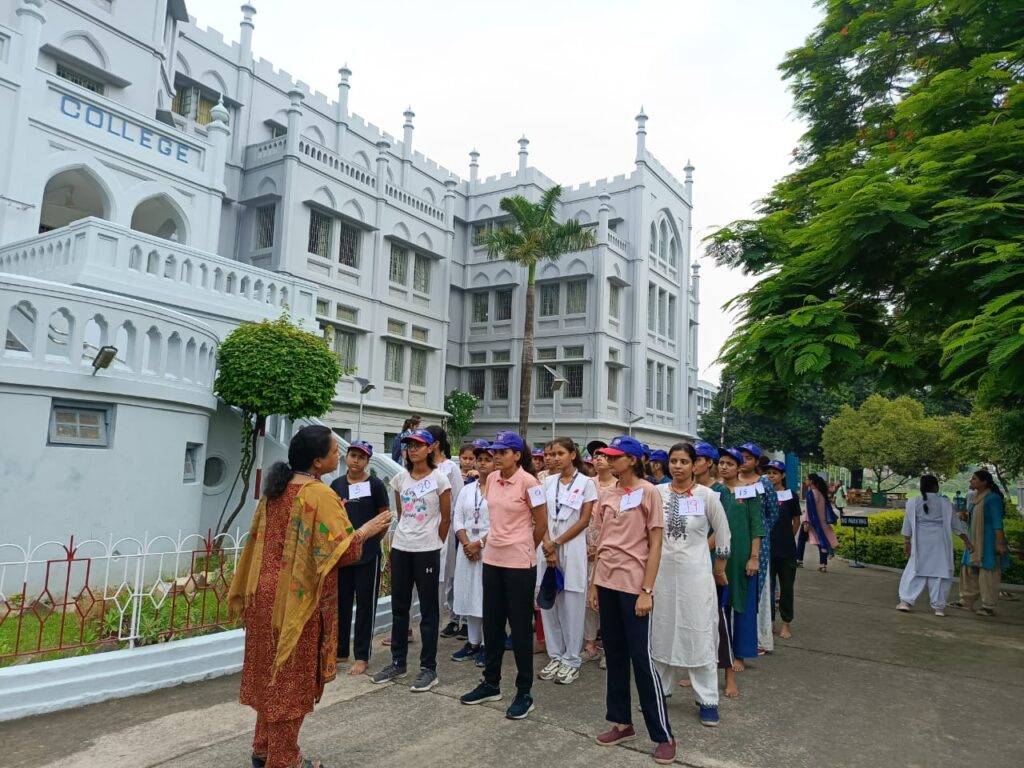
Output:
top-left (336, 65), bottom-right (351, 153)
top-left (401, 107), bottom-right (414, 187)
top-left (238, 3), bottom-right (256, 66)
top-left (285, 89), bottom-right (304, 156)
top-left (635, 108), bottom-right (648, 164)
top-left (684, 159), bottom-right (695, 206)
top-left (16, 0), bottom-right (46, 73)
top-left (469, 149), bottom-right (479, 191)
top-left (518, 136), bottom-right (530, 175)
top-left (204, 101), bottom-right (231, 253)
top-left (598, 192), bottom-right (610, 243)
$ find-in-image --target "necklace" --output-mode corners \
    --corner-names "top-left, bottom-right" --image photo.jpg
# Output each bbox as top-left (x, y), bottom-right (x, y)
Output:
top-left (670, 480), bottom-right (695, 496)
top-left (294, 470), bottom-right (321, 481)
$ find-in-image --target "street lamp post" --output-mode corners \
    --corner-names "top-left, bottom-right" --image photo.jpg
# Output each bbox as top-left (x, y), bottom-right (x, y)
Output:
top-left (353, 377), bottom-right (375, 441)
top-left (625, 408), bottom-right (644, 437)
top-left (544, 365), bottom-right (568, 440)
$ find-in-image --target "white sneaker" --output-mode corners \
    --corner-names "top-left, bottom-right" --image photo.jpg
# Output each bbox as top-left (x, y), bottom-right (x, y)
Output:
top-left (896, 602), bottom-right (912, 612)
top-left (934, 609), bottom-right (945, 617)
top-left (538, 659), bottom-right (562, 680)
top-left (555, 664), bottom-right (580, 685)
top-left (599, 655), bottom-right (607, 670)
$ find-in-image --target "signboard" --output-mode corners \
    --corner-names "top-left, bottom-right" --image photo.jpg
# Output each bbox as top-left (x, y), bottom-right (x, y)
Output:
top-left (841, 515), bottom-right (869, 529)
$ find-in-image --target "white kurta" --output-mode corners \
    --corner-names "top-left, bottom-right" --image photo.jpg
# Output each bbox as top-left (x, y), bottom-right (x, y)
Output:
top-left (651, 483), bottom-right (731, 668)
top-left (452, 482), bottom-right (489, 618)
top-left (902, 494), bottom-right (965, 578)
top-left (536, 472), bottom-right (598, 593)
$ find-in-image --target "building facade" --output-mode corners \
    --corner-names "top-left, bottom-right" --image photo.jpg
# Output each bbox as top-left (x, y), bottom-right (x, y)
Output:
top-left (0, 0), bottom-right (701, 543)
top-left (695, 378), bottom-right (719, 424)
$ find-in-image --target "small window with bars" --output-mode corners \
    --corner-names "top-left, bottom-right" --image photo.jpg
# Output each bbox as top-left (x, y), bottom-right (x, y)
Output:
top-left (563, 346), bottom-right (584, 359)
top-left (255, 205), bottom-right (275, 250)
top-left (389, 244), bottom-right (408, 285)
top-left (539, 283), bottom-right (560, 317)
top-left (566, 280), bottom-right (587, 315)
top-left (336, 305), bottom-right (358, 324)
top-left (656, 363), bottom-right (665, 410)
top-left (609, 283), bottom-right (621, 320)
top-left (668, 295), bottom-right (677, 340)
top-left (492, 368), bottom-right (509, 400)
top-left (387, 319), bottom-right (407, 336)
top-left (647, 284), bottom-right (657, 331)
top-left (333, 329), bottom-right (357, 370)
top-left (564, 364), bottom-right (584, 398)
top-left (492, 350), bottom-right (511, 363)
top-left (413, 254), bottom-right (431, 293)
top-left (536, 348), bottom-right (557, 361)
top-left (535, 367), bottom-right (554, 400)
top-left (308, 210), bottom-right (332, 258)
top-left (384, 341), bottom-right (404, 383)
top-left (646, 361), bottom-right (655, 409)
top-left (411, 326), bottom-right (429, 343)
top-left (471, 293), bottom-right (489, 323)
top-left (666, 367), bottom-right (675, 412)
top-left (607, 367), bottom-right (619, 402)
top-left (338, 222), bottom-right (360, 268)
top-left (469, 352), bottom-right (487, 365)
top-left (495, 289), bottom-right (513, 321)
top-left (410, 348), bottom-right (428, 387)
top-left (57, 63), bottom-right (104, 95)
top-left (468, 369), bottom-right (486, 399)
top-left (316, 299), bottom-right (330, 317)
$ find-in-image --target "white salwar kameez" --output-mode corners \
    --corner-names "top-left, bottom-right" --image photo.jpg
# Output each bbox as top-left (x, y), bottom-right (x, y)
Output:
top-left (898, 494), bottom-right (965, 610)
top-left (452, 482), bottom-right (489, 644)
top-left (651, 483), bottom-right (731, 707)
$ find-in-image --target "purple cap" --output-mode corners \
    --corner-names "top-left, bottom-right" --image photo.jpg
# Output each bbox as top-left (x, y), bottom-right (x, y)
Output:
top-left (472, 438), bottom-right (491, 450)
top-left (766, 459), bottom-right (786, 473)
top-left (402, 429), bottom-right (435, 445)
top-left (719, 447), bottom-right (744, 465)
top-left (738, 442), bottom-right (762, 459)
top-left (649, 449), bottom-right (669, 464)
top-left (531, 448), bottom-right (545, 457)
top-left (582, 453), bottom-right (594, 464)
top-left (694, 441), bottom-right (719, 461)
top-left (641, 443), bottom-right (651, 458)
top-left (488, 431), bottom-right (526, 453)
top-left (348, 440), bottom-right (373, 457)
top-left (598, 435), bottom-right (645, 458)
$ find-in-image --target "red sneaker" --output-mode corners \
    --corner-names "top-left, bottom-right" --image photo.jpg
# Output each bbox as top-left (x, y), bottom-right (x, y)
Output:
top-left (653, 739), bottom-right (676, 764)
top-left (596, 725), bottom-right (637, 746)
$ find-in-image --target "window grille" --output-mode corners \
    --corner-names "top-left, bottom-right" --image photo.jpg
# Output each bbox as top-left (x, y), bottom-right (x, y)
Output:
top-left (410, 348), bottom-right (427, 387)
top-left (492, 368), bottom-right (509, 400)
top-left (564, 364), bottom-right (584, 398)
top-left (412, 326), bottom-right (429, 343)
top-left (607, 367), bottom-right (619, 402)
top-left (492, 350), bottom-right (511, 363)
top-left (413, 254), bottom-right (430, 293)
top-left (468, 369), bottom-right (485, 398)
top-left (539, 283), bottom-right (559, 316)
top-left (469, 352), bottom-right (486, 364)
top-left (563, 346), bottom-right (584, 359)
top-left (495, 289), bottom-right (513, 321)
top-left (255, 205), bottom-right (275, 250)
top-left (338, 222), bottom-right (360, 268)
top-left (471, 293), bottom-right (489, 323)
top-left (609, 284), bottom-right (621, 319)
top-left (308, 210), bottom-right (331, 258)
top-left (389, 244), bottom-right (408, 284)
top-left (536, 348), bottom-right (556, 361)
top-left (385, 342), bottom-right (404, 383)
top-left (334, 330), bottom-right (356, 370)
top-left (57, 64), bottom-right (104, 95)
top-left (336, 305), bottom-right (358, 323)
top-left (387, 319), bottom-right (406, 336)
top-left (566, 280), bottom-right (587, 314)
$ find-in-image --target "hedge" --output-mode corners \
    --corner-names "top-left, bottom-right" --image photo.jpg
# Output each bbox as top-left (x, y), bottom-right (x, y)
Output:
top-left (834, 513), bottom-right (1024, 585)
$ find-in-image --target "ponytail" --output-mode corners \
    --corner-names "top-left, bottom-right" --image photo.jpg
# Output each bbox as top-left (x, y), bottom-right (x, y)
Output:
top-left (919, 474), bottom-right (939, 515)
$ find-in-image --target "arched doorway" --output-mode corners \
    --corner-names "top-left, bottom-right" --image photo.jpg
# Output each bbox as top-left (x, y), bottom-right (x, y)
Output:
top-left (131, 195), bottom-right (188, 244)
top-left (39, 168), bottom-right (110, 233)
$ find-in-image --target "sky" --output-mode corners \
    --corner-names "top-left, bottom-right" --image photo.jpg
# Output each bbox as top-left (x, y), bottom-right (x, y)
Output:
top-left (195, 0), bottom-right (822, 384)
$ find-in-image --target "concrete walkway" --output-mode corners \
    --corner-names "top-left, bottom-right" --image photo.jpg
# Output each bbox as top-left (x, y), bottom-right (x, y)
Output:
top-left (3, 563), bottom-right (1022, 768)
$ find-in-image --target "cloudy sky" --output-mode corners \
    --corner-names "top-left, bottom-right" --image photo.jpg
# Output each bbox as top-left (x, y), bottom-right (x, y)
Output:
top-left (197, 0), bottom-right (822, 382)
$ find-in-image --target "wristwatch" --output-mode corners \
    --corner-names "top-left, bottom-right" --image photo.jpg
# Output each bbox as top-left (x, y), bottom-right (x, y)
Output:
top-left (641, 587), bottom-right (654, 595)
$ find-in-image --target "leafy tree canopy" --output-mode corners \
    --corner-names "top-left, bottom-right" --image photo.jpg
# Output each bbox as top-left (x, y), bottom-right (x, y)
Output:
top-left (708, 0), bottom-right (1024, 412)
top-left (947, 403), bottom-right (1024, 492)
top-left (443, 389), bottom-right (479, 448)
top-left (821, 394), bottom-right (958, 491)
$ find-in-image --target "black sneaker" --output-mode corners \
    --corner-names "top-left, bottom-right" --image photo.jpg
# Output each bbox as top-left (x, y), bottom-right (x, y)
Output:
top-left (455, 624), bottom-right (469, 640)
top-left (370, 662), bottom-right (407, 684)
top-left (440, 621), bottom-right (459, 638)
top-left (410, 668), bottom-right (439, 692)
top-left (506, 691), bottom-right (534, 720)
top-left (460, 682), bottom-right (502, 705)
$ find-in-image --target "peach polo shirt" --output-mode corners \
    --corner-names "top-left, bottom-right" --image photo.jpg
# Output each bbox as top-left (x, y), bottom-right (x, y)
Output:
top-left (592, 479), bottom-right (665, 595)
top-left (483, 467), bottom-right (541, 569)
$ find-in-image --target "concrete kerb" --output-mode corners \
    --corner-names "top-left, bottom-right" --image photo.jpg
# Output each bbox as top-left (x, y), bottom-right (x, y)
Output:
top-left (0, 594), bottom-right (418, 722)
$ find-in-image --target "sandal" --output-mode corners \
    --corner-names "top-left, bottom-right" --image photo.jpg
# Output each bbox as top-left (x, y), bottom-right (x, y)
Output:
top-left (818, 566), bottom-right (827, 573)
top-left (301, 760), bottom-right (327, 768)
top-left (252, 755), bottom-right (267, 768)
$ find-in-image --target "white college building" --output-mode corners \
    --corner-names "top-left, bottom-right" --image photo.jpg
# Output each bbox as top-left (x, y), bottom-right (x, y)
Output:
top-left (0, 0), bottom-right (702, 545)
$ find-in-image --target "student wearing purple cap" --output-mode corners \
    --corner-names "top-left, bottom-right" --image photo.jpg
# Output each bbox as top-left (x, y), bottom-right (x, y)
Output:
top-left (647, 450), bottom-right (671, 485)
top-left (460, 431), bottom-right (548, 720)
top-left (371, 429), bottom-right (452, 692)
top-left (764, 460), bottom-right (800, 640)
top-left (736, 443), bottom-right (780, 655)
top-left (330, 442), bottom-right (391, 676)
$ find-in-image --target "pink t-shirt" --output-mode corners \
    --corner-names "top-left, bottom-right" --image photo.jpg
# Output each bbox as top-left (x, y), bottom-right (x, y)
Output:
top-left (483, 467), bottom-right (541, 569)
top-left (592, 480), bottom-right (664, 595)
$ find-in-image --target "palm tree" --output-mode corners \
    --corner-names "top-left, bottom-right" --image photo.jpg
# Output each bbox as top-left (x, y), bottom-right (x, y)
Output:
top-left (479, 185), bottom-right (598, 438)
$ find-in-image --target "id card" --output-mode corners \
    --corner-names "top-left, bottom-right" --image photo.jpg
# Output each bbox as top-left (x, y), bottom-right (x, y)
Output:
top-left (735, 484), bottom-right (758, 500)
top-left (678, 497), bottom-right (705, 516)
top-left (620, 488), bottom-right (643, 512)
top-left (776, 489), bottom-right (794, 502)
top-left (527, 485), bottom-right (546, 507)
top-left (562, 486), bottom-right (585, 510)
top-left (754, 483), bottom-right (765, 495)
top-left (412, 475), bottom-right (438, 499)
top-left (347, 481), bottom-right (370, 501)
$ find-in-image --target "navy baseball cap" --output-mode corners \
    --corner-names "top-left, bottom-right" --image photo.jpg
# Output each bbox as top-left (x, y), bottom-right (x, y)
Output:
top-left (694, 441), bottom-right (719, 461)
top-left (402, 429), bottom-right (434, 445)
top-left (641, 443), bottom-right (651, 458)
top-left (531, 448), bottom-right (545, 457)
top-left (348, 440), bottom-right (373, 457)
top-left (586, 440), bottom-right (608, 457)
top-left (488, 431), bottom-right (526, 452)
top-left (582, 453), bottom-right (594, 464)
top-left (472, 438), bottom-right (490, 450)
top-left (649, 449), bottom-right (669, 464)
top-left (766, 459), bottom-right (786, 473)
top-left (719, 447), bottom-right (744, 465)
top-left (738, 442), bottom-right (762, 459)
top-left (598, 435), bottom-right (645, 458)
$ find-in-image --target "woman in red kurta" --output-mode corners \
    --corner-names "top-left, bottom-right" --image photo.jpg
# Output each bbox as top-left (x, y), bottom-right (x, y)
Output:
top-left (229, 426), bottom-right (391, 768)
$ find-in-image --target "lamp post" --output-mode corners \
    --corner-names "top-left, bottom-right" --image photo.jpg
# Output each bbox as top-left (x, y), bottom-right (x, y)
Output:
top-left (625, 408), bottom-right (644, 436)
top-left (353, 377), bottom-right (375, 441)
top-left (544, 365), bottom-right (568, 440)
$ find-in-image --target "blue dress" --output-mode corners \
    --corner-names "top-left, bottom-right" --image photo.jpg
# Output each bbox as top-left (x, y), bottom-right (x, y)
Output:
top-left (961, 493), bottom-right (1011, 571)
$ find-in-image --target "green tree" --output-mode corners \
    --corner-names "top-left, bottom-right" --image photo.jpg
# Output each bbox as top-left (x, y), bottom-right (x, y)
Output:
top-left (443, 389), bottom-right (479, 447)
top-left (707, 0), bottom-right (1024, 413)
top-left (821, 395), bottom-right (958, 491)
top-left (479, 185), bottom-right (597, 438)
top-left (948, 404), bottom-right (1024, 494)
top-left (213, 315), bottom-right (342, 535)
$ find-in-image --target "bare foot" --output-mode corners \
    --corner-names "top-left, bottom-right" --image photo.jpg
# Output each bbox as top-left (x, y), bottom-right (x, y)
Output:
top-left (733, 659), bottom-right (746, 672)
top-left (780, 624), bottom-right (792, 640)
top-left (724, 670), bottom-right (740, 698)
top-left (678, 678), bottom-right (692, 688)
top-left (347, 659), bottom-right (368, 676)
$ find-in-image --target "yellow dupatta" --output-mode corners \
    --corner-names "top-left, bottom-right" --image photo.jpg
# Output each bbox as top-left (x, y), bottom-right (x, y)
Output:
top-left (228, 481), bottom-right (357, 680)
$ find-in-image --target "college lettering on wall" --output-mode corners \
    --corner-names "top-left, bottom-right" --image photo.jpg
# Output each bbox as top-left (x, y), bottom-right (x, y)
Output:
top-left (59, 94), bottom-right (193, 166)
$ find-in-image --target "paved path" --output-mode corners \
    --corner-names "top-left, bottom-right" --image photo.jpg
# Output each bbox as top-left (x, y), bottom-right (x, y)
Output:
top-left (3, 563), bottom-right (1022, 768)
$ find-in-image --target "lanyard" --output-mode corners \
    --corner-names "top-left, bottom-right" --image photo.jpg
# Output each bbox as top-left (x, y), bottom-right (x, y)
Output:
top-left (473, 484), bottom-right (483, 525)
top-left (556, 472), bottom-right (580, 519)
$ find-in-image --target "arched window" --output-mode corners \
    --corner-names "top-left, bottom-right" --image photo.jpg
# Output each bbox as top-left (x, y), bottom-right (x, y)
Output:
top-left (649, 222), bottom-right (657, 255)
top-left (131, 195), bottom-right (188, 244)
top-left (668, 238), bottom-right (678, 268)
top-left (659, 221), bottom-right (668, 261)
top-left (40, 168), bottom-right (110, 233)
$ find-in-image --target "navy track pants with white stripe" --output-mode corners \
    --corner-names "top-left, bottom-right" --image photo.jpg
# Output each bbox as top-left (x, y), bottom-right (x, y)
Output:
top-left (597, 586), bottom-right (673, 743)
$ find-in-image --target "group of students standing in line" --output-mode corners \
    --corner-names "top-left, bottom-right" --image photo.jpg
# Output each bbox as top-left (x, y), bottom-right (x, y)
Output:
top-left (228, 422), bottom-right (842, 768)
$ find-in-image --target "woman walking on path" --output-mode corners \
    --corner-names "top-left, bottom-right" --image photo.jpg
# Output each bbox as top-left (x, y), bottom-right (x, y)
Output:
top-left (537, 438), bottom-right (597, 685)
top-left (803, 474), bottom-right (838, 573)
top-left (588, 436), bottom-right (675, 764)
top-left (764, 460), bottom-right (800, 640)
top-left (651, 442), bottom-right (730, 728)
top-left (954, 470), bottom-right (1010, 616)
top-left (717, 447), bottom-right (763, 697)
top-left (230, 426), bottom-right (392, 768)
top-left (736, 443), bottom-right (779, 655)
top-left (460, 431), bottom-right (548, 720)
top-left (329, 441), bottom-right (391, 676)
top-left (897, 475), bottom-right (971, 616)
